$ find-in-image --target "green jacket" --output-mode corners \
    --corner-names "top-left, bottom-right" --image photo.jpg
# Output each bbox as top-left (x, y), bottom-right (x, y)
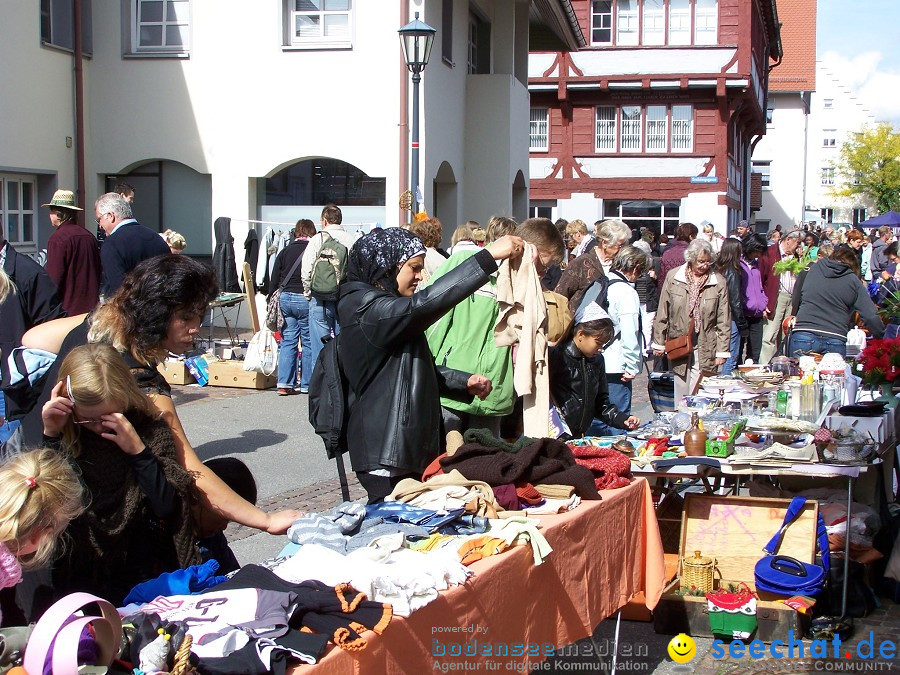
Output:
top-left (425, 251), bottom-right (514, 416)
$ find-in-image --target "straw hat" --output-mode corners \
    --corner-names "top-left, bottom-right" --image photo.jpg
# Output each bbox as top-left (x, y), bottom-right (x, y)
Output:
top-left (41, 189), bottom-right (83, 211)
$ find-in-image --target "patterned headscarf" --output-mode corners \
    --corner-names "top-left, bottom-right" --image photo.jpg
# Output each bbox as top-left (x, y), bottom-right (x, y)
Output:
top-left (347, 227), bottom-right (427, 295)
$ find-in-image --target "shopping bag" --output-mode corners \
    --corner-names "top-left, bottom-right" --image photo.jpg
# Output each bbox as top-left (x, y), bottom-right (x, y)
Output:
top-left (243, 328), bottom-right (278, 376)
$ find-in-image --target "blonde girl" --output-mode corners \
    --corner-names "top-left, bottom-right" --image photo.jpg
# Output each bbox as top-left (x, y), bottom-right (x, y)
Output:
top-left (41, 343), bottom-right (200, 604)
top-left (0, 448), bottom-right (84, 624)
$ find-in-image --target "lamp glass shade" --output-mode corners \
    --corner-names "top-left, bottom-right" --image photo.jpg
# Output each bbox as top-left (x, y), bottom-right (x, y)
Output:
top-left (398, 14), bottom-right (436, 71)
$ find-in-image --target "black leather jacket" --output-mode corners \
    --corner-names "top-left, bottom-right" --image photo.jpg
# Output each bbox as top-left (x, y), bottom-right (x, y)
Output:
top-left (722, 266), bottom-right (748, 336)
top-left (337, 249), bottom-right (498, 473)
top-left (549, 341), bottom-right (628, 438)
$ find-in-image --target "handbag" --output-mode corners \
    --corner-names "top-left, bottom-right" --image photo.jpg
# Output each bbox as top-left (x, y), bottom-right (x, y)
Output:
top-left (754, 496), bottom-right (830, 596)
top-left (664, 319), bottom-right (694, 361)
top-left (24, 592), bottom-right (122, 675)
top-left (265, 254), bottom-right (303, 332)
top-left (243, 328), bottom-right (278, 376)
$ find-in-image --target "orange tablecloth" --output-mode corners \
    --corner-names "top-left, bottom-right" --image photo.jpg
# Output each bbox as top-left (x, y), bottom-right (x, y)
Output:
top-left (290, 477), bottom-right (665, 674)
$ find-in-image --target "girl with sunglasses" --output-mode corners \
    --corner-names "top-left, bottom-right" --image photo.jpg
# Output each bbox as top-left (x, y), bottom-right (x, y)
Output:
top-left (40, 343), bottom-right (200, 605)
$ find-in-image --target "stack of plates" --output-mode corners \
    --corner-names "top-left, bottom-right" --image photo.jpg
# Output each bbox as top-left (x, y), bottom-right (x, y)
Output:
top-left (739, 371), bottom-right (785, 386)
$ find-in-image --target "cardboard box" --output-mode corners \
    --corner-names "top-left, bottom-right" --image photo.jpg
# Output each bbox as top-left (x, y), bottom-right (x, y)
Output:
top-left (206, 359), bottom-right (276, 390)
top-left (652, 495), bottom-right (818, 642)
top-left (157, 360), bottom-right (195, 386)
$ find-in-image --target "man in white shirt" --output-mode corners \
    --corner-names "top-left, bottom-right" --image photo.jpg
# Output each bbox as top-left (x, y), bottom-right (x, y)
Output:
top-left (300, 204), bottom-right (358, 369)
top-left (759, 230), bottom-right (801, 363)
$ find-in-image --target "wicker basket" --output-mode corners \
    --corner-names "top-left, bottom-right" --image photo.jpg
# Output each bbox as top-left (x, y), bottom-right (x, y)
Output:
top-left (681, 550), bottom-right (715, 592)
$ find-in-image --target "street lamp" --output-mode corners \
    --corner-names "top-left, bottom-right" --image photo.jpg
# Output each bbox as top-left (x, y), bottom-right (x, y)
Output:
top-left (398, 12), bottom-right (436, 215)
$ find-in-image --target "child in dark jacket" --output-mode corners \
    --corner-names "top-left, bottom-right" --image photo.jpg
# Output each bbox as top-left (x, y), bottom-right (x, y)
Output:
top-left (549, 304), bottom-right (640, 439)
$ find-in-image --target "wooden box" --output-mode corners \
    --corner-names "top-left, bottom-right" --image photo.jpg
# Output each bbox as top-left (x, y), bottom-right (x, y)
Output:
top-left (206, 360), bottom-right (276, 390)
top-left (157, 360), bottom-right (195, 386)
top-left (653, 494), bottom-right (818, 642)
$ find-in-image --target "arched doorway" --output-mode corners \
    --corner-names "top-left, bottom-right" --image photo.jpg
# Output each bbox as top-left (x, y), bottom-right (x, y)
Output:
top-left (106, 160), bottom-right (212, 255)
top-left (433, 161), bottom-right (458, 247)
top-left (260, 158), bottom-right (386, 232)
top-left (512, 170), bottom-right (527, 222)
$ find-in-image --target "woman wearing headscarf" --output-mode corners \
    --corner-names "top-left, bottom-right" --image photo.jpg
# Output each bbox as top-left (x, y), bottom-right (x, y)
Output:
top-left (337, 227), bottom-right (524, 502)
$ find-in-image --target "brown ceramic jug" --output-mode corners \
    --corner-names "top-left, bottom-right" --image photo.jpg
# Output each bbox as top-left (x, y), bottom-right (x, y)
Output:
top-left (684, 412), bottom-right (708, 457)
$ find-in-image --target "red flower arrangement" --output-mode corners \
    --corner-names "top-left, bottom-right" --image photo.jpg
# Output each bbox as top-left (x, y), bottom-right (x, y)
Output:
top-left (856, 338), bottom-right (900, 385)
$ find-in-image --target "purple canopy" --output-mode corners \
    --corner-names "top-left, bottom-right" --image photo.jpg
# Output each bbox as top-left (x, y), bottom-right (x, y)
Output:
top-left (859, 210), bottom-right (900, 228)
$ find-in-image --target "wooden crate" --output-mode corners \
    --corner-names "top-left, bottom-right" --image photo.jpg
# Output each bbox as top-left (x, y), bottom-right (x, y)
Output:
top-left (653, 494), bottom-right (819, 642)
top-left (157, 360), bottom-right (195, 386)
top-left (206, 360), bottom-right (276, 390)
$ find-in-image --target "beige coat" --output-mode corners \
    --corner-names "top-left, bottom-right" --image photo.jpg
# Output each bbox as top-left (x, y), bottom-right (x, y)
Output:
top-left (652, 263), bottom-right (731, 378)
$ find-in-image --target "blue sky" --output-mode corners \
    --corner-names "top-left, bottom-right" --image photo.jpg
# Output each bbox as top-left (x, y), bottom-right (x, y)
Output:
top-left (817, 0), bottom-right (900, 125)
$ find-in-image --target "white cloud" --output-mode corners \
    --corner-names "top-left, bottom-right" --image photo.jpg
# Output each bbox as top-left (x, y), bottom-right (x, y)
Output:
top-left (820, 50), bottom-right (900, 126)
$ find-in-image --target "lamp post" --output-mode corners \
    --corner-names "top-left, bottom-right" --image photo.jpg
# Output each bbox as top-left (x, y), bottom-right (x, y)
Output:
top-left (398, 12), bottom-right (436, 216)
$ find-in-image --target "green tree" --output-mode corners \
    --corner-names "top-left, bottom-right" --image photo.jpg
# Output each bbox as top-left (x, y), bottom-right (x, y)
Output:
top-left (833, 122), bottom-right (900, 214)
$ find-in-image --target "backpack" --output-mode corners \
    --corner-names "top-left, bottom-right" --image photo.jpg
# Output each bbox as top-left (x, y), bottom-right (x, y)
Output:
top-left (307, 334), bottom-right (352, 500)
top-left (308, 232), bottom-right (348, 302)
top-left (575, 275), bottom-right (627, 318)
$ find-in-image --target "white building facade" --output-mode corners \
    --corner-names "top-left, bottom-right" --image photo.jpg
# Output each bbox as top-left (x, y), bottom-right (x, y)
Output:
top-left (0, 0), bottom-right (580, 256)
top-left (805, 63), bottom-right (876, 229)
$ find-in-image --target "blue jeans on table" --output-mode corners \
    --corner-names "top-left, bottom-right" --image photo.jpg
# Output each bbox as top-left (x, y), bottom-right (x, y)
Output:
top-left (277, 291), bottom-right (311, 391)
top-left (586, 374), bottom-right (631, 437)
top-left (790, 330), bottom-right (846, 359)
top-left (721, 321), bottom-right (740, 375)
top-left (308, 297), bottom-right (340, 373)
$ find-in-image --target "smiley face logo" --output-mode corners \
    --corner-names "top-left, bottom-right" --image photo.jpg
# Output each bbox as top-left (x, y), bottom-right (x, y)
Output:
top-left (667, 633), bottom-right (697, 663)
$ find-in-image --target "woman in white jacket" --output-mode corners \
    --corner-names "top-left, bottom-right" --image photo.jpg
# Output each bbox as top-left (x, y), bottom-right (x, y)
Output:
top-left (589, 245), bottom-right (650, 435)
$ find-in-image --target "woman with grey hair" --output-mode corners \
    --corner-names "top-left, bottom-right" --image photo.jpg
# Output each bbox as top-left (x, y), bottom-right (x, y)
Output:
top-left (556, 218), bottom-right (632, 313)
top-left (589, 245), bottom-right (651, 434)
top-left (632, 239), bottom-right (659, 357)
top-left (652, 239), bottom-right (731, 402)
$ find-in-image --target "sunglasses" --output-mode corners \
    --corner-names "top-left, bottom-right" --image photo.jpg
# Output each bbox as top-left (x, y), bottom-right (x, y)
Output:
top-left (66, 376), bottom-right (107, 425)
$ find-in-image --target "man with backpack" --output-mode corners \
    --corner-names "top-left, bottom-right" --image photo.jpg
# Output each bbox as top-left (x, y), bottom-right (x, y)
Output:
top-left (301, 204), bottom-right (356, 370)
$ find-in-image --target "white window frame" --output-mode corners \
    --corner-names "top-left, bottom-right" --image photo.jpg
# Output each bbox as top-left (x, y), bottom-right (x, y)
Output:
top-left (620, 105), bottom-right (643, 153)
top-left (529, 108), bottom-right (549, 152)
top-left (694, 0), bottom-right (718, 45)
top-left (668, 0), bottom-right (691, 45)
top-left (645, 105), bottom-right (668, 151)
top-left (595, 106), bottom-right (618, 152)
top-left (671, 104), bottom-right (693, 152)
top-left (823, 130), bottom-right (836, 147)
top-left (766, 107), bottom-right (774, 125)
top-left (752, 160), bottom-right (771, 190)
top-left (821, 167), bottom-right (835, 186)
top-left (821, 208), bottom-right (834, 224)
top-left (616, 0), bottom-right (639, 46)
top-left (590, 0), bottom-right (613, 46)
top-left (288, 0), bottom-right (353, 49)
top-left (823, 98), bottom-right (834, 109)
top-left (1, 174), bottom-right (38, 251)
top-left (642, 0), bottom-right (665, 46)
top-left (853, 208), bottom-right (867, 225)
top-left (131, 0), bottom-right (190, 55)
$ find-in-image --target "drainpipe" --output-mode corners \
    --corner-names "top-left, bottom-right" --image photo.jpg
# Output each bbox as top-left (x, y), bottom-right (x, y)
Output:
top-left (399, 0), bottom-right (410, 226)
top-left (73, 0), bottom-right (86, 226)
top-left (800, 91), bottom-right (810, 228)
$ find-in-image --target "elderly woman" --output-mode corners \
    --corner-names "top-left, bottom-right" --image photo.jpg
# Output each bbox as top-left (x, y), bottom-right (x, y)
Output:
top-left (339, 228), bottom-right (524, 502)
top-left (555, 218), bottom-right (632, 313)
top-left (590, 245), bottom-right (651, 434)
top-left (652, 239), bottom-right (731, 403)
top-left (21, 256), bottom-right (299, 536)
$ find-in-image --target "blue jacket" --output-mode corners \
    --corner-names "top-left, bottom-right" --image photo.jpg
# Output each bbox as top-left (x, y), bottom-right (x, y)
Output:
top-left (101, 221), bottom-right (170, 296)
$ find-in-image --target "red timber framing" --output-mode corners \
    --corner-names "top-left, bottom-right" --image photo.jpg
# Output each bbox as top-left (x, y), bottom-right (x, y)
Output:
top-left (528, 0), bottom-right (782, 226)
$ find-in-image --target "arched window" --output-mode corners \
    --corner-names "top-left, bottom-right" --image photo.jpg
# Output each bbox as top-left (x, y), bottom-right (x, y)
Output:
top-left (264, 158), bottom-right (385, 207)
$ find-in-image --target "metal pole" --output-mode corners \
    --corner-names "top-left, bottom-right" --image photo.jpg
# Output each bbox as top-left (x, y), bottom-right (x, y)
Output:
top-left (411, 69), bottom-right (421, 215)
top-left (841, 476), bottom-right (852, 618)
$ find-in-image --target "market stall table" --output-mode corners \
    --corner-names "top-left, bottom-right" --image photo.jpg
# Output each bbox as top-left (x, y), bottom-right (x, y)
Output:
top-left (631, 456), bottom-right (880, 619)
top-left (289, 477), bottom-right (664, 674)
